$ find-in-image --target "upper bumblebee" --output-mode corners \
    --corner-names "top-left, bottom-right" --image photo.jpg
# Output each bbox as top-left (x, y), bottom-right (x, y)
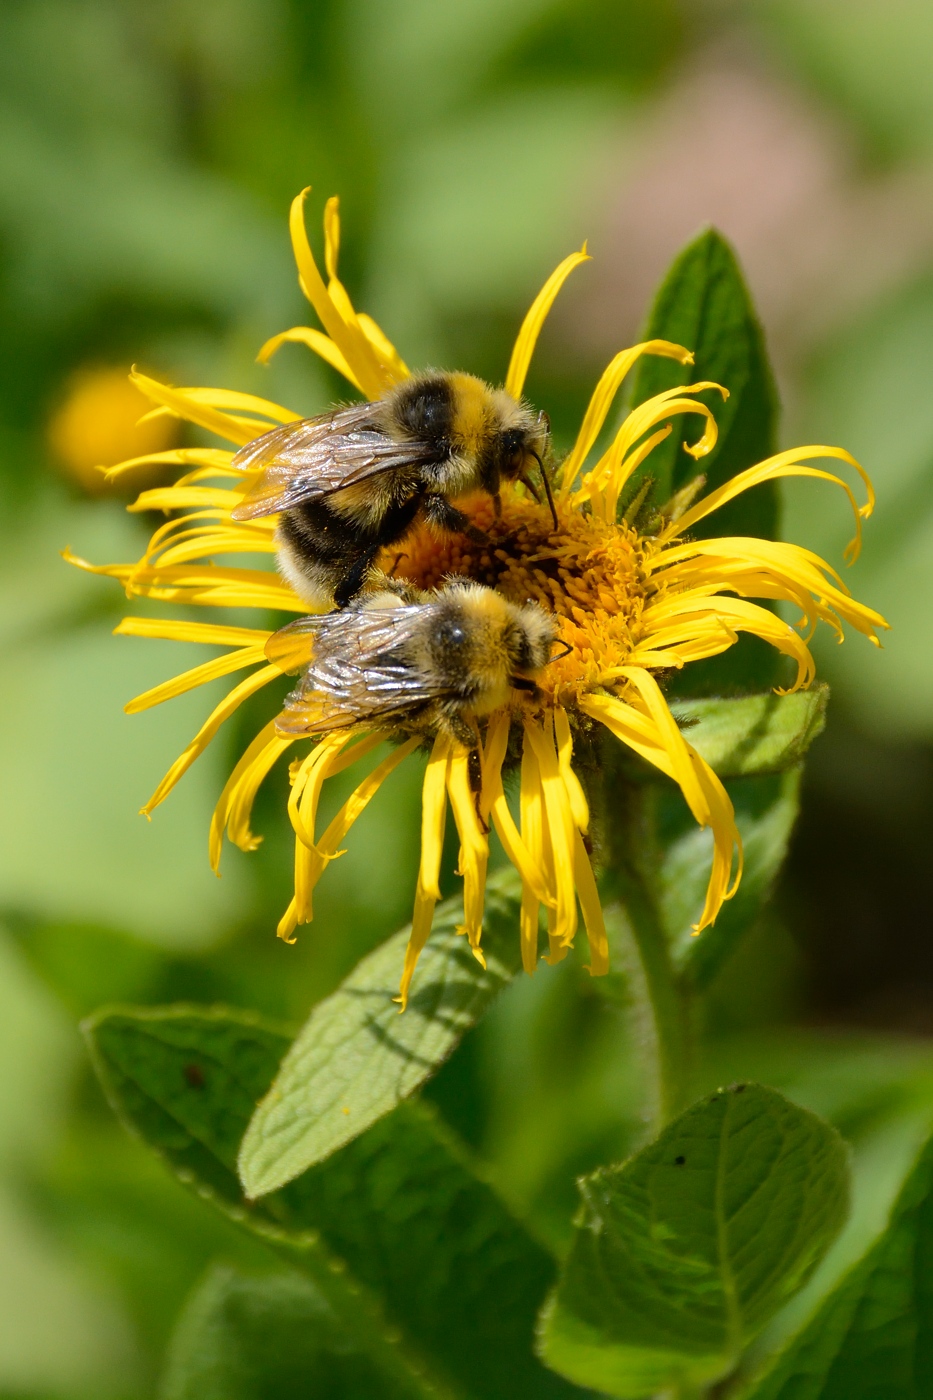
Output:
top-left (231, 368), bottom-right (551, 609)
top-left (69, 188), bottom-right (888, 1007)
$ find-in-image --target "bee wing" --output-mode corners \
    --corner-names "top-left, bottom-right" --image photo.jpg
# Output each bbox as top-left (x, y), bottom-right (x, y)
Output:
top-left (274, 605), bottom-right (450, 735)
top-left (230, 403), bottom-right (435, 521)
top-left (264, 616), bottom-right (319, 674)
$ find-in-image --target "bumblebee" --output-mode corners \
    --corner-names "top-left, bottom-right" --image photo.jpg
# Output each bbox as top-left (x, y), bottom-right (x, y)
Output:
top-left (265, 581), bottom-right (558, 749)
top-left (231, 372), bottom-right (553, 608)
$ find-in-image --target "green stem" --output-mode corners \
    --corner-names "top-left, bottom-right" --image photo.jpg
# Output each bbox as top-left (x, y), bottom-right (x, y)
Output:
top-left (615, 870), bottom-right (691, 1127)
top-left (597, 766), bottom-right (693, 1130)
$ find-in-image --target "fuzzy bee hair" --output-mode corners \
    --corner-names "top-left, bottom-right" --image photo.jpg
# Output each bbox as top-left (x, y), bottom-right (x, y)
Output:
top-left (266, 581), bottom-right (559, 749)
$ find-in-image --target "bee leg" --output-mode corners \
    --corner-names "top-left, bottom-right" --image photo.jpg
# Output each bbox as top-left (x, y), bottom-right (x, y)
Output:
top-left (422, 493), bottom-right (490, 546)
top-left (334, 549), bottom-right (379, 608)
top-left (467, 745), bottom-right (490, 834)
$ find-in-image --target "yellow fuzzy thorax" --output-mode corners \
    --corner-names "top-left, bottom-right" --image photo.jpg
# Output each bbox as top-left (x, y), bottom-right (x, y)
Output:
top-left (447, 372), bottom-right (494, 455)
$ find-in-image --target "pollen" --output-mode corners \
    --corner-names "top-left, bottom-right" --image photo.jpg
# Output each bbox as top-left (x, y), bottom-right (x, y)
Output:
top-left (382, 490), bottom-right (653, 705)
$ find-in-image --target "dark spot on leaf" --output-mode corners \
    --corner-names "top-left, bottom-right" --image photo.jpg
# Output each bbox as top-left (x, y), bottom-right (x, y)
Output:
top-left (731, 1082), bottom-right (747, 1093)
top-left (184, 1063), bottom-right (205, 1089)
top-left (674, 1155), bottom-right (686, 1166)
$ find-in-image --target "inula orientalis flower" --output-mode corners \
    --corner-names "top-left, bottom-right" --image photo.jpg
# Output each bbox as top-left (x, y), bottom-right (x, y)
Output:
top-left (69, 190), bottom-right (888, 1006)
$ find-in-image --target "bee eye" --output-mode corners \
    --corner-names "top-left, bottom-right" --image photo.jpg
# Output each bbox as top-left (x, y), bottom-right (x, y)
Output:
top-left (500, 429), bottom-right (524, 456)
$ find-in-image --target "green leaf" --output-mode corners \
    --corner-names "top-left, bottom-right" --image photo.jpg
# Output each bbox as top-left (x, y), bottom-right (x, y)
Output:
top-left (661, 770), bottom-right (802, 988)
top-left (672, 687), bottom-right (828, 779)
top-left (736, 1122), bottom-right (933, 1400)
top-left (629, 228), bottom-right (782, 695)
top-left (629, 227), bottom-right (779, 538)
top-left (239, 866), bottom-right (523, 1197)
top-left (161, 1263), bottom-right (430, 1400)
top-left (539, 1083), bottom-right (849, 1398)
top-left (85, 1003), bottom-right (590, 1400)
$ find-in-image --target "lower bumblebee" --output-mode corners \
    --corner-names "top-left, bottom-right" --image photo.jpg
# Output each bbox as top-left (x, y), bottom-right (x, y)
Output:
top-left (265, 581), bottom-right (559, 749)
top-left (231, 371), bottom-right (554, 608)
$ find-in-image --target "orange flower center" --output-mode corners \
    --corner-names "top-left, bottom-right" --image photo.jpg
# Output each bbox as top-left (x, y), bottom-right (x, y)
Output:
top-left (380, 490), bottom-right (657, 705)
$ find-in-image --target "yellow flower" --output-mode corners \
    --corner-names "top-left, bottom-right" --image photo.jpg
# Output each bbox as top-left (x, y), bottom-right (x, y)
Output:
top-left (68, 189), bottom-right (888, 1007)
top-left (49, 365), bottom-right (178, 493)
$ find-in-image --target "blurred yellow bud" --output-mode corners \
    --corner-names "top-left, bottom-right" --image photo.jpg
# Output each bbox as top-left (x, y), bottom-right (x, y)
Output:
top-left (48, 366), bottom-right (178, 493)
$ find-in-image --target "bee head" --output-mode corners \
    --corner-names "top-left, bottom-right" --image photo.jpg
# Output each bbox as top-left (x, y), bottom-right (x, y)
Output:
top-left (429, 584), bottom-right (558, 715)
top-left (492, 399), bottom-right (550, 483)
top-left (505, 600), bottom-right (559, 675)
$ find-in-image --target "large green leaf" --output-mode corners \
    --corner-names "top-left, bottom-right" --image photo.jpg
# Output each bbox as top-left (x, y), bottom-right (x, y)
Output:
top-left (539, 1083), bottom-right (849, 1397)
top-left (629, 228), bottom-right (782, 695)
top-left (239, 866), bottom-right (523, 1197)
top-left (736, 1124), bottom-right (933, 1400)
top-left (161, 1263), bottom-right (430, 1400)
top-left (85, 1004), bottom-right (591, 1400)
top-left (629, 227), bottom-right (778, 538)
top-left (672, 687), bottom-right (827, 779)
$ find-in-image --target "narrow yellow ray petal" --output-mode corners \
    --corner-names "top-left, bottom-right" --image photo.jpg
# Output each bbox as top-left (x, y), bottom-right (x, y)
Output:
top-left (289, 189), bottom-right (388, 400)
top-left (141, 664), bottom-right (281, 817)
top-left (175, 387), bottom-right (301, 423)
top-left (296, 738), bottom-right (418, 926)
top-left (574, 829), bottom-right (608, 976)
top-left (124, 645), bottom-right (269, 714)
top-left (505, 245), bottom-right (591, 400)
top-left (523, 717), bottom-right (577, 949)
top-left (419, 733), bottom-right (452, 902)
top-left (616, 667), bottom-right (709, 825)
top-left (397, 734), bottom-right (451, 1009)
top-left (210, 721), bottom-right (294, 872)
top-left (669, 447), bottom-right (874, 562)
top-left (257, 326), bottom-right (363, 392)
top-left (323, 195), bottom-right (340, 281)
top-left (114, 618), bottom-right (272, 648)
top-left (127, 487), bottom-right (244, 513)
top-left (482, 712), bottom-right (553, 907)
top-left (557, 341), bottom-right (695, 500)
top-left (288, 732), bottom-right (356, 850)
top-left (356, 313), bottom-right (410, 381)
top-left (130, 370), bottom-right (259, 447)
top-left (104, 447), bottom-right (235, 483)
top-left (519, 734), bottom-right (546, 973)
top-left (447, 748), bottom-right (489, 960)
top-left (554, 705), bottom-right (589, 832)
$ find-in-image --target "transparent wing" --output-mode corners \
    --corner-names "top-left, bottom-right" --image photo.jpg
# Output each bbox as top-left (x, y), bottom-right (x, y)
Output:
top-left (273, 605), bottom-right (449, 734)
top-left (230, 403), bottom-right (435, 521)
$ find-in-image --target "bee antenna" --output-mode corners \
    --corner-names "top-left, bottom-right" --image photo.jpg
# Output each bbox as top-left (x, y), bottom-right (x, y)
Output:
top-left (547, 640), bottom-right (573, 664)
top-left (529, 449), bottom-right (558, 529)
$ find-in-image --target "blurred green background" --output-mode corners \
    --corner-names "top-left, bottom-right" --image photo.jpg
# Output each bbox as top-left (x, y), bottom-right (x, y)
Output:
top-left (2, 1), bottom-right (933, 1394)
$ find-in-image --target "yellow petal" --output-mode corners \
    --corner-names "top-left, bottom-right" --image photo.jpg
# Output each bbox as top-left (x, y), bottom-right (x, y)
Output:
top-left (124, 644), bottom-right (269, 714)
top-left (523, 717), bottom-right (577, 950)
top-left (483, 713), bottom-right (554, 909)
top-left (141, 664), bottom-right (282, 817)
top-left (130, 370), bottom-right (265, 447)
top-left (210, 720), bottom-right (294, 871)
top-left (574, 829), bottom-right (608, 976)
top-left (668, 446), bottom-right (874, 563)
top-left (505, 245), bottom-right (591, 400)
top-left (447, 747), bottom-right (489, 957)
top-left (257, 326), bottom-right (363, 392)
top-left (289, 189), bottom-right (390, 401)
top-left (557, 341), bottom-right (696, 500)
top-left (554, 705), bottom-right (589, 833)
top-left (397, 734), bottom-right (452, 1008)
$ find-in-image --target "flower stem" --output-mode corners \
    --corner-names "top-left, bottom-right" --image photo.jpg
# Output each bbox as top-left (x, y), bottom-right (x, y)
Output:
top-left (597, 767), bottom-right (692, 1130)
